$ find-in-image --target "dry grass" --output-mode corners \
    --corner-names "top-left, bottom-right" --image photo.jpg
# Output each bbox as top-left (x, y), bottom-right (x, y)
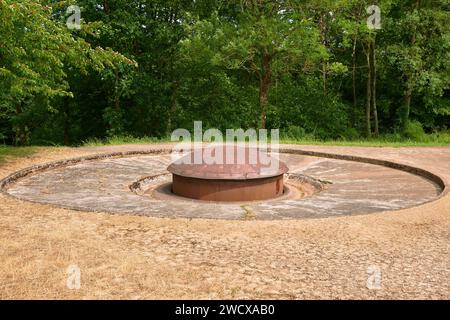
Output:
top-left (0, 146), bottom-right (449, 299)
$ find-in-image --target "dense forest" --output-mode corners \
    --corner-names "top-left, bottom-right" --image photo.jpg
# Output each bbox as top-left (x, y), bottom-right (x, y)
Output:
top-left (0, 0), bottom-right (449, 145)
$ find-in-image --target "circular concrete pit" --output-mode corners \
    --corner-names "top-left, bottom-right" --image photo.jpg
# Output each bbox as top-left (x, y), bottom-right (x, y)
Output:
top-left (0, 146), bottom-right (444, 220)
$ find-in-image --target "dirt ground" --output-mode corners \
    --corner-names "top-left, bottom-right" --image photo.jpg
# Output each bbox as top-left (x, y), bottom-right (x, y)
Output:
top-left (0, 145), bottom-right (449, 299)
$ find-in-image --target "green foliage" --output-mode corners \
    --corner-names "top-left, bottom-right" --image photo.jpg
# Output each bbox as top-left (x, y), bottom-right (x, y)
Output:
top-left (0, 0), bottom-right (134, 145)
top-left (281, 126), bottom-right (309, 141)
top-left (269, 77), bottom-right (352, 139)
top-left (0, 0), bottom-right (448, 145)
top-left (402, 120), bottom-right (427, 141)
top-left (82, 135), bottom-right (163, 147)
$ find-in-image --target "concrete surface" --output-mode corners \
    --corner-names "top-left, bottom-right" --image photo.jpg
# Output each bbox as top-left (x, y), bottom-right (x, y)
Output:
top-left (3, 150), bottom-right (442, 220)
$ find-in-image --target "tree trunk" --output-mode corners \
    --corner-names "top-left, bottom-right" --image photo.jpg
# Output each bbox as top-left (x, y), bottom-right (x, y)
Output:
top-left (402, 0), bottom-right (420, 130)
top-left (114, 67), bottom-right (120, 111)
top-left (319, 13), bottom-right (328, 95)
top-left (63, 102), bottom-right (70, 145)
top-left (370, 37), bottom-right (379, 136)
top-left (167, 81), bottom-right (179, 135)
top-left (351, 35), bottom-right (358, 126)
top-left (259, 49), bottom-right (271, 129)
top-left (365, 48), bottom-right (372, 137)
top-left (103, 0), bottom-right (110, 14)
top-left (14, 102), bottom-right (23, 146)
top-left (322, 64), bottom-right (327, 95)
top-left (403, 86), bottom-right (412, 127)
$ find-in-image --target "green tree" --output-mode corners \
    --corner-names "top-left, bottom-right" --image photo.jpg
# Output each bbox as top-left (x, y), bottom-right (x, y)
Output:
top-left (0, 0), bottom-right (133, 144)
top-left (181, 0), bottom-right (326, 129)
top-left (384, 0), bottom-right (449, 130)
